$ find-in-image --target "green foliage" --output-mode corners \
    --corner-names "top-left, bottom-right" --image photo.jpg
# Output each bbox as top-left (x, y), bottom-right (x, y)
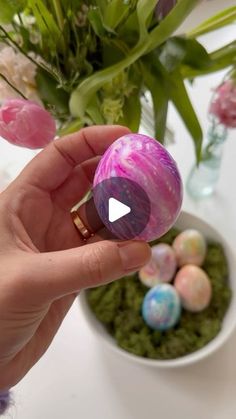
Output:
top-left (103, 0), bottom-right (134, 31)
top-left (88, 229), bottom-right (232, 360)
top-left (159, 37), bottom-right (211, 73)
top-left (28, 0), bottom-right (63, 51)
top-left (136, 0), bottom-right (157, 44)
top-left (69, 0), bottom-right (199, 119)
top-left (0, 0), bottom-right (235, 160)
top-left (142, 62), bottom-right (168, 143)
top-left (182, 41), bottom-right (236, 79)
top-left (117, 92), bottom-right (142, 131)
top-left (167, 70), bottom-right (203, 162)
top-left (87, 8), bottom-right (106, 37)
top-left (0, 0), bottom-right (26, 23)
top-left (188, 6), bottom-right (236, 38)
top-left (36, 68), bottom-right (69, 115)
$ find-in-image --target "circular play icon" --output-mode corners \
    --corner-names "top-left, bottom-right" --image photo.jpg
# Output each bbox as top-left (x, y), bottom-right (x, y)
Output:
top-left (91, 177), bottom-right (151, 240)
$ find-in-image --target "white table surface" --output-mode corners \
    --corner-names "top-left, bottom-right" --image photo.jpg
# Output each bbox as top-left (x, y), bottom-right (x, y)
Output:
top-left (1, 2), bottom-right (236, 418)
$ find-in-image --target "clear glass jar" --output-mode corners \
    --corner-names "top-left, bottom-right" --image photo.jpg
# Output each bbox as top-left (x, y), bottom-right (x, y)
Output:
top-left (186, 121), bottom-right (227, 199)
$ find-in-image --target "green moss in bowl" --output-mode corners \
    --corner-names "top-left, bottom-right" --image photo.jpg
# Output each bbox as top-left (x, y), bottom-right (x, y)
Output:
top-left (87, 228), bottom-right (232, 360)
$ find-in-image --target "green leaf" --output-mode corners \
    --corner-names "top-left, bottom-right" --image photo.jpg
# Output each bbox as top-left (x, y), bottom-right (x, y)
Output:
top-left (95, 0), bottom-right (108, 13)
top-left (86, 95), bottom-right (105, 125)
top-left (36, 68), bottom-right (69, 115)
top-left (102, 42), bottom-right (126, 67)
top-left (57, 119), bottom-right (84, 137)
top-left (51, 0), bottom-right (64, 31)
top-left (69, 0), bottom-right (199, 118)
top-left (136, 0), bottom-right (157, 43)
top-left (118, 93), bottom-right (141, 132)
top-left (142, 62), bottom-right (168, 142)
top-left (183, 39), bottom-right (211, 69)
top-left (182, 40), bottom-right (236, 79)
top-left (188, 6), bottom-right (236, 38)
top-left (103, 0), bottom-right (131, 30)
top-left (69, 45), bottom-right (145, 118)
top-left (167, 70), bottom-right (202, 161)
top-left (28, 0), bottom-right (63, 50)
top-left (0, 0), bottom-right (26, 23)
top-left (159, 37), bottom-right (211, 72)
top-left (87, 8), bottom-right (106, 37)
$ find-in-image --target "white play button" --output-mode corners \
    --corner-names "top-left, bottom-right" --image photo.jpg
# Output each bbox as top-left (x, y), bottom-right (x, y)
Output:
top-left (108, 197), bottom-right (131, 223)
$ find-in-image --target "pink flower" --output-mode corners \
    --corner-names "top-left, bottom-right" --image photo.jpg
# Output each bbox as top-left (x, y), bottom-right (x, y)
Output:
top-left (0, 47), bottom-right (40, 103)
top-left (209, 80), bottom-right (236, 128)
top-left (0, 99), bottom-right (56, 149)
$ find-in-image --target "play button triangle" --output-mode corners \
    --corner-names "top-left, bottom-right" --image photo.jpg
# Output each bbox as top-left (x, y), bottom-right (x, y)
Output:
top-left (108, 197), bottom-right (131, 223)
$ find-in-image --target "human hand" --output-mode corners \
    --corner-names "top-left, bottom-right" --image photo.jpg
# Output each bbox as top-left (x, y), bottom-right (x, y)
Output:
top-left (0, 125), bottom-right (151, 390)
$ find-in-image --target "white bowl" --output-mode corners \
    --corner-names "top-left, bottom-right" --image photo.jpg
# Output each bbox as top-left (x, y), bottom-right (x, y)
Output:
top-left (79, 211), bottom-right (236, 368)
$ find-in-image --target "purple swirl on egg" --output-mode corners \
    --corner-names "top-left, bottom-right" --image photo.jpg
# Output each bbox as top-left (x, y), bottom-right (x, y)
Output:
top-left (93, 133), bottom-right (183, 241)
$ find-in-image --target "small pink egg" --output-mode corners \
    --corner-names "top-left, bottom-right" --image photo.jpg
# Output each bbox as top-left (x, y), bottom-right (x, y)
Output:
top-left (139, 243), bottom-right (177, 287)
top-left (172, 229), bottom-right (206, 267)
top-left (174, 265), bottom-right (212, 312)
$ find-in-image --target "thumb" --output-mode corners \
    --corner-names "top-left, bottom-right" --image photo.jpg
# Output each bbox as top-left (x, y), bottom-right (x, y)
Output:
top-left (24, 240), bottom-right (151, 301)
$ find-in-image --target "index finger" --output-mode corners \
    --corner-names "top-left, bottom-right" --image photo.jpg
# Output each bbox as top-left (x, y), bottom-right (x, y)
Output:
top-left (19, 125), bottom-right (130, 191)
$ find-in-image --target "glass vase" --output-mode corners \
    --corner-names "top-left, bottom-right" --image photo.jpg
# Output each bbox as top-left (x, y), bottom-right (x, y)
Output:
top-left (186, 122), bottom-right (228, 199)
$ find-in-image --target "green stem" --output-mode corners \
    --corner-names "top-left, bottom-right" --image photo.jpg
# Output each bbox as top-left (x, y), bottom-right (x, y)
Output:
top-left (0, 73), bottom-right (27, 99)
top-left (187, 6), bottom-right (236, 38)
top-left (52, 0), bottom-right (64, 31)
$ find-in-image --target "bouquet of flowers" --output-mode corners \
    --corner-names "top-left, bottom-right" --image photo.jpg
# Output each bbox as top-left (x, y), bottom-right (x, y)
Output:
top-left (0, 0), bottom-right (235, 161)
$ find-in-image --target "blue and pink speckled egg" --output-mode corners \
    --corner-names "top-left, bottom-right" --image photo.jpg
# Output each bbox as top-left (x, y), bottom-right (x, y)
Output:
top-left (139, 243), bottom-right (177, 287)
top-left (142, 284), bottom-right (181, 331)
top-left (172, 229), bottom-right (206, 267)
top-left (93, 133), bottom-right (183, 241)
top-left (174, 264), bottom-right (212, 312)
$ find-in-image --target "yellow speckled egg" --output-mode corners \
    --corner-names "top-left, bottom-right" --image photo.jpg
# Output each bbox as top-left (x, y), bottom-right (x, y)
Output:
top-left (172, 229), bottom-right (206, 267)
top-left (174, 264), bottom-right (212, 312)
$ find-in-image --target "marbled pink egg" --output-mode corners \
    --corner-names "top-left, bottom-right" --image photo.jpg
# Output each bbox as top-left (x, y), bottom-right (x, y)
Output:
top-left (172, 229), bottom-right (206, 267)
top-left (139, 243), bottom-right (177, 287)
top-left (93, 133), bottom-right (183, 241)
top-left (174, 265), bottom-right (212, 312)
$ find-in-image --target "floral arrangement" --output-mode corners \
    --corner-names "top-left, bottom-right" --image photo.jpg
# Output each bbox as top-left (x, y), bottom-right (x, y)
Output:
top-left (0, 1), bottom-right (236, 160)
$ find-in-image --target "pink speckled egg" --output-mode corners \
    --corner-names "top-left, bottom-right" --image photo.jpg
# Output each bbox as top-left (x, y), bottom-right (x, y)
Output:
top-left (174, 265), bottom-right (212, 312)
top-left (93, 133), bottom-right (183, 241)
top-left (139, 243), bottom-right (177, 287)
top-left (172, 229), bottom-right (206, 267)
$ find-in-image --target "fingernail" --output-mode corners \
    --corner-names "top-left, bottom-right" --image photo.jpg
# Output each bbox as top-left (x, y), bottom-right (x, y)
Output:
top-left (118, 241), bottom-right (151, 271)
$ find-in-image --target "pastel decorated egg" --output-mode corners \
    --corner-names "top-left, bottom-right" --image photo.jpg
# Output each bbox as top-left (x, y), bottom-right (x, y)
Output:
top-left (139, 243), bottom-right (177, 287)
top-left (172, 229), bottom-right (206, 267)
top-left (142, 284), bottom-right (181, 331)
top-left (93, 133), bottom-right (183, 241)
top-left (174, 265), bottom-right (212, 312)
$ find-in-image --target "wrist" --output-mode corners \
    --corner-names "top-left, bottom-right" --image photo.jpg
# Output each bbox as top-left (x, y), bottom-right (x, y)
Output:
top-left (0, 390), bottom-right (10, 415)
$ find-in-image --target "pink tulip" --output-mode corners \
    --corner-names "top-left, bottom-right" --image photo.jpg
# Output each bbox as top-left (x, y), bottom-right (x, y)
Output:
top-left (0, 99), bottom-right (56, 149)
top-left (209, 80), bottom-right (236, 128)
